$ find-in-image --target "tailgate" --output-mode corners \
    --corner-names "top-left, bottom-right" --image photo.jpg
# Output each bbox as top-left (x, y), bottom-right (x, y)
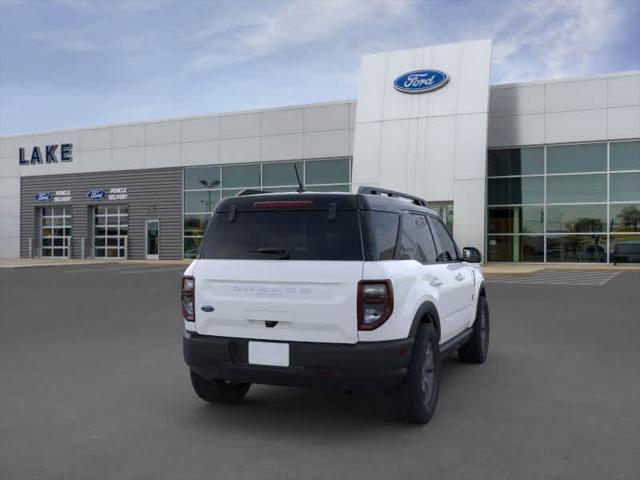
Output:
top-left (193, 260), bottom-right (363, 344)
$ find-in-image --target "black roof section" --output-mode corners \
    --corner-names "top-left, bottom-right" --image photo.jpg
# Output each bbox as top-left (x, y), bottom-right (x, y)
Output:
top-left (215, 186), bottom-right (438, 216)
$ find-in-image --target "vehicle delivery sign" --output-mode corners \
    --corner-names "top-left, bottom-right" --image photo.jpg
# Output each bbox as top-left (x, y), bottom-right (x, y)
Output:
top-left (87, 187), bottom-right (128, 201)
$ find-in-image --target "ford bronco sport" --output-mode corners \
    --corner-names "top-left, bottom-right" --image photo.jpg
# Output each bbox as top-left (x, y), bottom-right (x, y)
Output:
top-left (182, 186), bottom-right (489, 424)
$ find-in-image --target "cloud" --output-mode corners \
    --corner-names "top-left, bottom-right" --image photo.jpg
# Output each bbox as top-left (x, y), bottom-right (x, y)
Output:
top-left (189, 0), bottom-right (414, 71)
top-left (491, 0), bottom-right (625, 83)
top-left (2, 0), bottom-right (638, 134)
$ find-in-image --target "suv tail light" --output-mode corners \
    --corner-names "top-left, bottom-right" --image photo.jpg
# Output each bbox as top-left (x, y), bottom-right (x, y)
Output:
top-left (181, 276), bottom-right (195, 322)
top-left (357, 280), bottom-right (393, 331)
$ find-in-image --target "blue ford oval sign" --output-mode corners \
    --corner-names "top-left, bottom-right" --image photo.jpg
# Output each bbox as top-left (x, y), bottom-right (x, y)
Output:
top-left (87, 190), bottom-right (107, 200)
top-left (393, 69), bottom-right (449, 94)
top-left (35, 192), bottom-right (53, 202)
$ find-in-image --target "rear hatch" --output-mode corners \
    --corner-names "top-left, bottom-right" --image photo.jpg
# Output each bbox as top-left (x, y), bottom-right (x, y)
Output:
top-left (193, 194), bottom-right (363, 344)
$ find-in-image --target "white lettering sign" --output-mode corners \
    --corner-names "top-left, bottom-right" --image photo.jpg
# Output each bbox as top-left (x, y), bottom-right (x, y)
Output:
top-left (108, 187), bottom-right (128, 201)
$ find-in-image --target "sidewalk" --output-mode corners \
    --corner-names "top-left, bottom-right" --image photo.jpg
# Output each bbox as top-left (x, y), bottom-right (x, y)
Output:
top-left (482, 263), bottom-right (640, 275)
top-left (2, 257), bottom-right (638, 272)
top-left (0, 257), bottom-right (191, 268)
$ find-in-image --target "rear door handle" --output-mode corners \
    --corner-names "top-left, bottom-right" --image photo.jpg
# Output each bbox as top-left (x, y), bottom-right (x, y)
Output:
top-left (201, 305), bottom-right (214, 312)
top-left (430, 278), bottom-right (443, 287)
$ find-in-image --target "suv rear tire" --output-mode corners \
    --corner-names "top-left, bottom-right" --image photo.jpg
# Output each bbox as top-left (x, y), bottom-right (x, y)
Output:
top-left (190, 370), bottom-right (251, 404)
top-left (387, 323), bottom-right (440, 424)
top-left (458, 295), bottom-right (489, 364)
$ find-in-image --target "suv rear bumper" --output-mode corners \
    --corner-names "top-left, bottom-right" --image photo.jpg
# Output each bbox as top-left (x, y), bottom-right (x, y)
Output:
top-left (183, 331), bottom-right (414, 390)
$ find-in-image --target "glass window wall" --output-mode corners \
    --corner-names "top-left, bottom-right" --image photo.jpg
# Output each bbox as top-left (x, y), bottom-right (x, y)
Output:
top-left (610, 172), bottom-right (640, 202)
top-left (488, 206), bottom-right (543, 234)
top-left (184, 166), bottom-right (221, 190)
top-left (305, 158), bottom-right (350, 185)
top-left (546, 205), bottom-right (606, 233)
top-left (610, 235), bottom-right (640, 263)
top-left (487, 235), bottom-right (544, 262)
top-left (487, 140), bottom-right (640, 263)
top-left (221, 164), bottom-right (260, 189)
top-left (547, 174), bottom-right (606, 203)
top-left (609, 204), bottom-right (640, 232)
top-left (487, 147), bottom-right (544, 177)
top-left (262, 161), bottom-right (303, 187)
top-left (182, 158), bottom-right (351, 258)
top-left (546, 235), bottom-right (607, 263)
top-left (547, 143), bottom-right (606, 173)
top-left (488, 176), bottom-right (544, 205)
top-left (610, 141), bottom-right (640, 171)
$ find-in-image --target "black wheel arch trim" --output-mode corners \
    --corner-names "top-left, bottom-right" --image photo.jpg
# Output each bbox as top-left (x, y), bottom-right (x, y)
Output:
top-left (408, 301), bottom-right (441, 342)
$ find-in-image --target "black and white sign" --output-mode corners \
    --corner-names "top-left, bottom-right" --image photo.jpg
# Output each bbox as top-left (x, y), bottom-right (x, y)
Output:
top-left (34, 190), bottom-right (71, 202)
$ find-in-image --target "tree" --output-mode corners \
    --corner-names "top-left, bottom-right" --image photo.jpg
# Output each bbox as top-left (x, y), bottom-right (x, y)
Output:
top-left (613, 205), bottom-right (640, 232)
top-left (568, 217), bottom-right (605, 233)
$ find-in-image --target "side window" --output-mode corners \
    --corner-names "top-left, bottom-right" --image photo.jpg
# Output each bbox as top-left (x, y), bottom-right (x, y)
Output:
top-left (428, 216), bottom-right (460, 262)
top-left (361, 211), bottom-right (400, 261)
top-left (395, 212), bottom-right (438, 263)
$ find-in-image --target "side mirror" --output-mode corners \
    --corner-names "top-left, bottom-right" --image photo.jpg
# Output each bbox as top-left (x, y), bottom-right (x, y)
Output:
top-left (462, 247), bottom-right (482, 263)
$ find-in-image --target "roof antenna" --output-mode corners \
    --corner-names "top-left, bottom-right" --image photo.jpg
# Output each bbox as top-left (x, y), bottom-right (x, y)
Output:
top-left (293, 163), bottom-right (305, 193)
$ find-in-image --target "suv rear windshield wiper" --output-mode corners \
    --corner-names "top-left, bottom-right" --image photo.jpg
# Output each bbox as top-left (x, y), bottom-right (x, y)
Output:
top-left (249, 247), bottom-right (290, 260)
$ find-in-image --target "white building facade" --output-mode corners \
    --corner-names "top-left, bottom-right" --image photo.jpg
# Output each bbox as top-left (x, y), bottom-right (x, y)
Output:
top-left (1, 40), bottom-right (638, 263)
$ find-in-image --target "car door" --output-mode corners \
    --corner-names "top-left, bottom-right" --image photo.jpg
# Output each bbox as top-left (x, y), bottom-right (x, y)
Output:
top-left (395, 211), bottom-right (459, 343)
top-left (427, 216), bottom-right (475, 337)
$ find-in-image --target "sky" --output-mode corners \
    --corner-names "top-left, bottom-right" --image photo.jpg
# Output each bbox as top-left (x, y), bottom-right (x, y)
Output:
top-left (1, 0), bottom-right (639, 135)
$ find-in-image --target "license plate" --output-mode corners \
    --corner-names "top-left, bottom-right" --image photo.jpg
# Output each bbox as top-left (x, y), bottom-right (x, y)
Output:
top-left (248, 341), bottom-right (289, 367)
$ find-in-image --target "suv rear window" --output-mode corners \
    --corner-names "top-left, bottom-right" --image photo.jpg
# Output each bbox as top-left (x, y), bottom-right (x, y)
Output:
top-left (200, 210), bottom-right (363, 261)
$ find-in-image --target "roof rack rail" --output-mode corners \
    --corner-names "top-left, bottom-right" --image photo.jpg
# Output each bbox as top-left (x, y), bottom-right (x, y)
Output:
top-left (357, 186), bottom-right (428, 207)
top-left (236, 189), bottom-right (271, 196)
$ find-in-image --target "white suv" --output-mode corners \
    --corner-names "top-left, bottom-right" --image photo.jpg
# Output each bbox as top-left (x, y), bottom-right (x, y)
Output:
top-left (181, 186), bottom-right (489, 424)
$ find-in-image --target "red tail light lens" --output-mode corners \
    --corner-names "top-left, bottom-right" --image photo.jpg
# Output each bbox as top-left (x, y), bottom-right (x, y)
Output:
top-left (181, 276), bottom-right (195, 322)
top-left (357, 280), bottom-right (393, 331)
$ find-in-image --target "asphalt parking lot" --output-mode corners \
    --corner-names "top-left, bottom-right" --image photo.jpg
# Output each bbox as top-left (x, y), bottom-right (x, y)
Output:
top-left (1, 265), bottom-right (639, 480)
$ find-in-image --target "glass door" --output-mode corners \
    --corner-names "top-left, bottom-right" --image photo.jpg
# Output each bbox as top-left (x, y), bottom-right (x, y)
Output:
top-left (41, 206), bottom-right (71, 257)
top-left (93, 205), bottom-right (128, 258)
top-left (145, 219), bottom-right (159, 260)
top-left (430, 202), bottom-right (454, 234)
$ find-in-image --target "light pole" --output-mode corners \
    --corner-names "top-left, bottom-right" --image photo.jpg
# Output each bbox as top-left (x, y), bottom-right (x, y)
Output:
top-left (199, 179), bottom-right (220, 212)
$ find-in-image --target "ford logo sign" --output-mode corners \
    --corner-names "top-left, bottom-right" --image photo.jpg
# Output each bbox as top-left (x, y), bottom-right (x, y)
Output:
top-left (35, 192), bottom-right (53, 202)
top-left (87, 190), bottom-right (107, 200)
top-left (393, 69), bottom-right (449, 94)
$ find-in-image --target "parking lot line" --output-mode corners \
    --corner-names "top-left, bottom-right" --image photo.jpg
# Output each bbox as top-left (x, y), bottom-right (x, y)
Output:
top-left (487, 271), bottom-right (620, 286)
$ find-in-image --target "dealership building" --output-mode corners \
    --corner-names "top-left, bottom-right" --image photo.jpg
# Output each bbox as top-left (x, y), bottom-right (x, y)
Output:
top-left (1, 39), bottom-right (638, 263)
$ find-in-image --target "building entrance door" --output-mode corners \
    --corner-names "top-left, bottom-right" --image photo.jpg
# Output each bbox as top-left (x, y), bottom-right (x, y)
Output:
top-left (430, 202), bottom-right (454, 234)
top-left (145, 219), bottom-right (159, 260)
top-left (93, 205), bottom-right (128, 258)
top-left (40, 206), bottom-right (71, 257)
